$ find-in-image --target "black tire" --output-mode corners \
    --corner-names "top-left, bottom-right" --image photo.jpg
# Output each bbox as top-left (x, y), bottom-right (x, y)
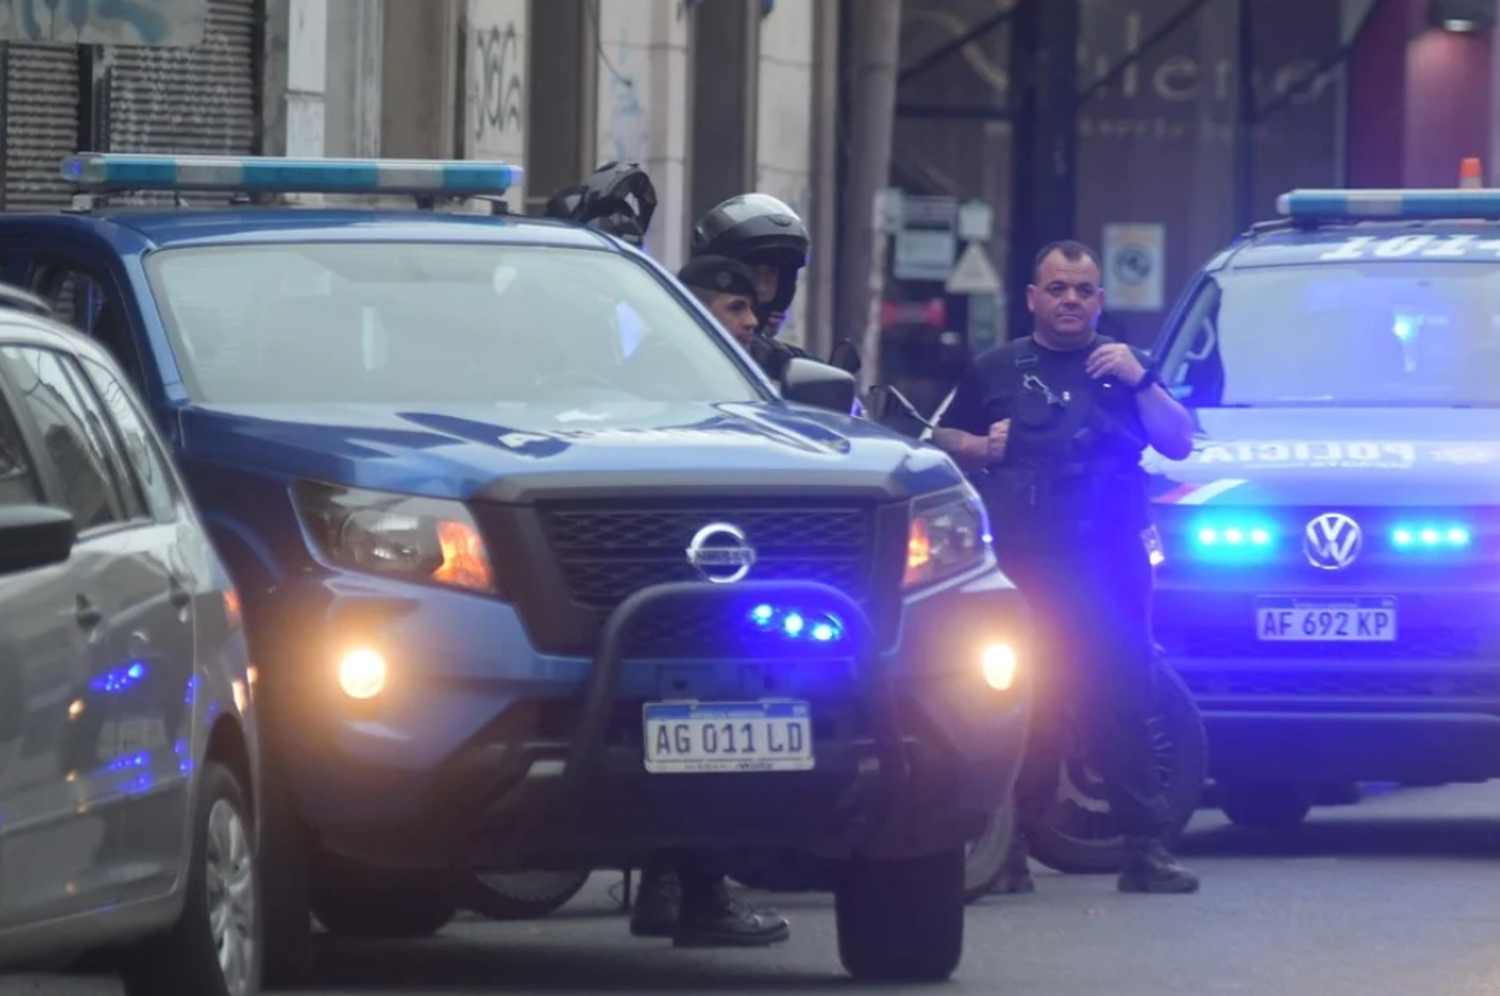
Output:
top-left (1028, 663), bottom-right (1208, 875)
top-left (835, 848), bottom-right (966, 983)
top-left (964, 801), bottom-right (1016, 904)
top-left (462, 870), bottom-right (592, 921)
top-left (118, 761), bottom-right (262, 996)
top-left (1219, 778), bottom-right (1314, 829)
top-left (311, 856), bottom-right (459, 939)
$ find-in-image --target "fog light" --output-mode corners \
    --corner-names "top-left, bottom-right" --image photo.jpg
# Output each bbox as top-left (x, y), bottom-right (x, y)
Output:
top-left (338, 648), bottom-right (387, 700)
top-left (980, 642), bottom-right (1018, 692)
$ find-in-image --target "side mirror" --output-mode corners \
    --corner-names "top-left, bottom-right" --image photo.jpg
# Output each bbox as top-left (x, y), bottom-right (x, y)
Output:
top-left (781, 357), bottom-right (857, 415)
top-left (827, 339), bottom-right (862, 376)
top-left (0, 504), bottom-right (75, 575)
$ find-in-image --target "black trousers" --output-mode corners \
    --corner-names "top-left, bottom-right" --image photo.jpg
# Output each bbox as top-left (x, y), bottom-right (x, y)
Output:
top-left (997, 536), bottom-right (1170, 841)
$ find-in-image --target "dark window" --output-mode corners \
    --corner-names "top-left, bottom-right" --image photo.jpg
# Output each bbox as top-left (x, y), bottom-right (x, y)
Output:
top-left (0, 379), bottom-right (41, 508)
top-left (32, 262), bottom-right (143, 388)
top-left (1, 346), bottom-right (127, 530)
top-left (82, 358), bottom-right (179, 521)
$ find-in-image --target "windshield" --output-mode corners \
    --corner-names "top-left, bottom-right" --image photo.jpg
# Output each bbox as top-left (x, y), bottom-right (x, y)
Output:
top-left (146, 243), bottom-right (764, 406)
top-left (1157, 262), bottom-right (1500, 407)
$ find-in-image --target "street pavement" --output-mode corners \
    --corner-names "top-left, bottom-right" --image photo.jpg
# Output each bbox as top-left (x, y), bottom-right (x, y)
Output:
top-left (7, 780), bottom-right (1500, 996)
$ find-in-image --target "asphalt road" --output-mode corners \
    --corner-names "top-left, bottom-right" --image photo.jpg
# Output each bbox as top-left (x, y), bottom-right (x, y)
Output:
top-left (8, 781), bottom-right (1500, 996)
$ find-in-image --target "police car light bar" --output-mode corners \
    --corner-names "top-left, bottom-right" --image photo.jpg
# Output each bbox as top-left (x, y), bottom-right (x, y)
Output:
top-left (60, 154), bottom-right (523, 197)
top-left (1277, 188), bottom-right (1500, 223)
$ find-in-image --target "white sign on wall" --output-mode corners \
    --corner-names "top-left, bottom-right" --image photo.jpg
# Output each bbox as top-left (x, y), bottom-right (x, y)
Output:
top-left (1102, 223), bottom-right (1166, 312)
top-left (466, 0), bottom-right (529, 208)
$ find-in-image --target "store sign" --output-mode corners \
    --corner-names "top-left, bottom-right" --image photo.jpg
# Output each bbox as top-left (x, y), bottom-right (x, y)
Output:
top-left (0, 0), bottom-right (207, 46)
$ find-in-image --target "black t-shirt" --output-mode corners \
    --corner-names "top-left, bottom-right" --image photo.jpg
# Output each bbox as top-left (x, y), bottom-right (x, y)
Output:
top-left (939, 334), bottom-right (1152, 549)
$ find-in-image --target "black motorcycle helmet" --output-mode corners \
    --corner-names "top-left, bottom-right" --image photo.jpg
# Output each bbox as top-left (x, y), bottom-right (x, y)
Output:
top-left (543, 161), bottom-right (658, 247)
top-left (690, 193), bottom-right (810, 326)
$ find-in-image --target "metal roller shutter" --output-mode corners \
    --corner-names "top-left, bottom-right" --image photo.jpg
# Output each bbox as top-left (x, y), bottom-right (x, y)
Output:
top-left (107, 0), bottom-right (258, 160)
top-left (1, 44), bottom-right (81, 212)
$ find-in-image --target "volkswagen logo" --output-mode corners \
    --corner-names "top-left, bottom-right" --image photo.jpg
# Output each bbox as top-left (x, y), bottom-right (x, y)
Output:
top-left (685, 522), bottom-right (757, 584)
top-left (1303, 512), bottom-right (1363, 570)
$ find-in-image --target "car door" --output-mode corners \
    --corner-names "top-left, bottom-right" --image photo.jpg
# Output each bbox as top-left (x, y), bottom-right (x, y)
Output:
top-left (0, 344), bottom-right (129, 929)
top-left (76, 354), bottom-right (201, 898)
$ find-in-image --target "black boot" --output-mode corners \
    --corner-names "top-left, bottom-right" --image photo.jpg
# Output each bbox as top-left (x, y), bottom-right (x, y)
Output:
top-left (990, 831), bottom-right (1036, 895)
top-left (1117, 837), bottom-right (1199, 894)
top-left (674, 877), bottom-right (790, 948)
top-left (629, 867), bottom-right (681, 938)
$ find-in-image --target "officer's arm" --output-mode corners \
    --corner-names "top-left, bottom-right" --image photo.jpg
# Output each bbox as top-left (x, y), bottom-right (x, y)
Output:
top-left (930, 364), bottom-right (992, 470)
top-left (1132, 352), bottom-right (1195, 460)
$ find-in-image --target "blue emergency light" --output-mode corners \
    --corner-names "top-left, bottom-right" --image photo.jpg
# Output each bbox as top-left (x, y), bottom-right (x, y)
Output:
top-left (1277, 188), bottom-right (1500, 223)
top-left (60, 153), bottom-right (522, 197)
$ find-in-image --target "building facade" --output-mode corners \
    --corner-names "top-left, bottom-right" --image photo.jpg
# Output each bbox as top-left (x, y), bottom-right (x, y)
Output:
top-left (0, 0), bottom-right (840, 350)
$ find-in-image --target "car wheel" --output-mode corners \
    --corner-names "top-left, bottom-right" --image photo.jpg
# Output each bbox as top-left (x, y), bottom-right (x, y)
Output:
top-left (1028, 663), bottom-right (1208, 875)
top-left (311, 856), bottom-right (459, 938)
top-left (834, 848), bottom-right (965, 983)
top-left (1218, 778), bottom-right (1314, 829)
top-left (964, 800), bottom-right (1016, 904)
top-left (118, 761), bottom-right (261, 996)
top-left (462, 869), bottom-right (592, 921)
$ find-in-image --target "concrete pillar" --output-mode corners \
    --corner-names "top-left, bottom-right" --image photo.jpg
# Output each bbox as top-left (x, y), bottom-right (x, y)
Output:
top-left (594, 0), bottom-right (691, 269)
top-left (382, 0), bottom-right (460, 161)
top-left (325, 0), bottom-right (383, 158)
top-left (754, 0), bottom-right (816, 349)
top-left (463, 0), bottom-right (530, 210)
top-left (261, 0), bottom-right (328, 159)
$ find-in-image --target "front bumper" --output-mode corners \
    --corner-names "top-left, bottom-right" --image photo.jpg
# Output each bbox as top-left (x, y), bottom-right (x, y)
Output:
top-left (257, 568), bottom-right (1031, 873)
top-left (1156, 583), bottom-right (1500, 783)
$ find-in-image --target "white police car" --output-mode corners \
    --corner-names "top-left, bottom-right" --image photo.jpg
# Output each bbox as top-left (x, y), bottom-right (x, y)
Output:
top-left (1145, 180), bottom-right (1500, 828)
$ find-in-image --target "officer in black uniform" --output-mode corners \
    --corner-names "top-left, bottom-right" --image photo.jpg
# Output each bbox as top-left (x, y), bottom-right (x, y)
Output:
top-left (931, 239), bottom-right (1201, 896)
top-left (677, 254), bottom-right (762, 346)
top-left (688, 193), bottom-right (814, 380)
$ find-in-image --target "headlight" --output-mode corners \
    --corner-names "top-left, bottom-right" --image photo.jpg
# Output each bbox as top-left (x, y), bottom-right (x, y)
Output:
top-left (904, 485), bottom-right (991, 589)
top-left (292, 481), bottom-right (497, 594)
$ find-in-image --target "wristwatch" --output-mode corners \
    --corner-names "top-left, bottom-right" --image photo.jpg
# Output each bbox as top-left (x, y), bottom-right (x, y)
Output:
top-left (1131, 365), bottom-right (1161, 393)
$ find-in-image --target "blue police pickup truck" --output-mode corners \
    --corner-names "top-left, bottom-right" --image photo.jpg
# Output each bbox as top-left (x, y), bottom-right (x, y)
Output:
top-left (1, 154), bottom-right (1032, 985)
top-left (1145, 185), bottom-right (1500, 829)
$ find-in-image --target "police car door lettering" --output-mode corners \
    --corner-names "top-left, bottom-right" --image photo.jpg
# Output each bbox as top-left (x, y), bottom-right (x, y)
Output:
top-left (1196, 441), bottom-right (1416, 466)
top-left (1421, 234), bottom-right (1479, 257)
top-left (1318, 236), bottom-right (1378, 261)
top-left (1320, 233), bottom-right (1500, 260)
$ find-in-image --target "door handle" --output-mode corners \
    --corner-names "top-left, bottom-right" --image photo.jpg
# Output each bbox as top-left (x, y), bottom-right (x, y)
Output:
top-left (75, 595), bottom-right (104, 631)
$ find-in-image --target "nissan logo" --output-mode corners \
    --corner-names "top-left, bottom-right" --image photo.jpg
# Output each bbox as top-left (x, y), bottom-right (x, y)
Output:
top-left (685, 522), bottom-right (757, 584)
top-left (1303, 512), bottom-right (1363, 570)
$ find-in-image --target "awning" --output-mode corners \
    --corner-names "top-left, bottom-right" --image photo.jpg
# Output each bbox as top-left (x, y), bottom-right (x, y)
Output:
top-left (0, 0), bottom-right (207, 47)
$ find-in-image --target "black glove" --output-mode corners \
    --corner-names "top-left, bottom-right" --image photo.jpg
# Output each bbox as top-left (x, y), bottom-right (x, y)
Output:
top-left (748, 334), bottom-right (807, 381)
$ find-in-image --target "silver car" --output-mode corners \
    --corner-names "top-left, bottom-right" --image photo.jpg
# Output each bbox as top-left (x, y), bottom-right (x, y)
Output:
top-left (0, 290), bottom-right (261, 996)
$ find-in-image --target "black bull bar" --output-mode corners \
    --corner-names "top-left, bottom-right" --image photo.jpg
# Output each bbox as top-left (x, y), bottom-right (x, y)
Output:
top-left (520, 579), bottom-right (907, 848)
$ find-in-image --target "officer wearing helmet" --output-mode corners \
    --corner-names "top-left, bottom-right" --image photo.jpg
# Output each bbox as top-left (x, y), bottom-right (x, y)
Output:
top-left (689, 193), bottom-right (814, 380)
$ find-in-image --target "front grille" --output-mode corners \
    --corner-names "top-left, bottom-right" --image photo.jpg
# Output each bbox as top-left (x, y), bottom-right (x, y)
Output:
top-left (1180, 669), bottom-right (1500, 700)
top-left (540, 502), bottom-right (875, 610)
top-left (1161, 628), bottom-right (1492, 660)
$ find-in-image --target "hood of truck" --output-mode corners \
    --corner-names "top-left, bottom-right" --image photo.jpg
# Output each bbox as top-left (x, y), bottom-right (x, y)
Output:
top-left (1144, 407), bottom-right (1500, 507)
top-left (177, 399), bottom-right (963, 502)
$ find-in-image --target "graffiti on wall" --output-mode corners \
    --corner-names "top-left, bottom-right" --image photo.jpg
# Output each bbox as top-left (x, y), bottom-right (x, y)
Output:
top-left (474, 22), bottom-right (524, 145)
top-left (0, 0), bottom-right (206, 46)
top-left (599, 34), bottom-right (647, 166)
top-left (466, 0), bottom-right (527, 189)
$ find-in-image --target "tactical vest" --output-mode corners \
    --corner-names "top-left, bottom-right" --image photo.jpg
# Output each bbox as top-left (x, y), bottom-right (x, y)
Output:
top-left (976, 337), bottom-right (1151, 547)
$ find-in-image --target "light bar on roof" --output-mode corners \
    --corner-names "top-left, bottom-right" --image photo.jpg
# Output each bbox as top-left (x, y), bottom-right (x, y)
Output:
top-left (60, 154), bottom-right (523, 197)
top-left (1277, 188), bottom-right (1500, 222)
